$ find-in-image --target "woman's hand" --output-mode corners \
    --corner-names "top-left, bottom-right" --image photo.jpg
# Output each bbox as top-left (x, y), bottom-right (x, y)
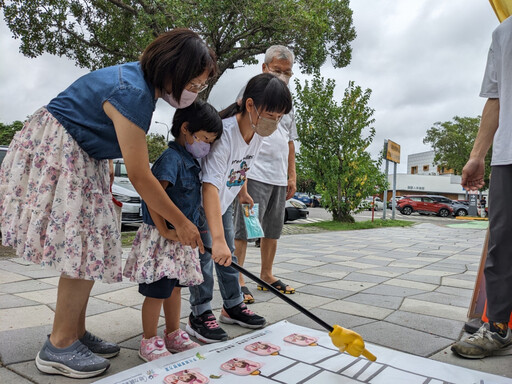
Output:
top-left (162, 229), bottom-right (179, 242)
top-left (175, 218), bottom-right (205, 254)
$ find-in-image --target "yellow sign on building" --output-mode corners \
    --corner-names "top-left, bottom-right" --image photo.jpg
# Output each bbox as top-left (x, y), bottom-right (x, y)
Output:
top-left (385, 140), bottom-right (401, 164)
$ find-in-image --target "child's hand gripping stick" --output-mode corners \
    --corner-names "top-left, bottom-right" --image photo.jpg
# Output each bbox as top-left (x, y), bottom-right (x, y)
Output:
top-left (329, 325), bottom-right (377, 361)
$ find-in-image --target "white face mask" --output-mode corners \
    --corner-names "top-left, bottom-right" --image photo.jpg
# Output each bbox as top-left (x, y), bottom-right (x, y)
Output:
top-left (162, 89), bottom-right (198, 109)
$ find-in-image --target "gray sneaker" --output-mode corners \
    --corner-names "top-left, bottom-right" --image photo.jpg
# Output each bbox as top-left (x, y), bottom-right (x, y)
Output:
top-left (80, 331), bottom-right (120, 358)
top-left (451, 324), bottom-right (512, 359)
top-left (36, 337), bottom-right (110, 378)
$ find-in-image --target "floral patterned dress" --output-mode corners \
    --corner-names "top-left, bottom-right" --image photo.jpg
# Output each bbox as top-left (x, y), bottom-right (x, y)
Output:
top-left (0, 108), bottom-right (122, 282)
top-left (123, 224), bottom-right (203, 286)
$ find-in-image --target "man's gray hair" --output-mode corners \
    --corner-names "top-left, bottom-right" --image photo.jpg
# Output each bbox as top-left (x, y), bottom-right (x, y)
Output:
top-left (264, 45), bottom-right (294, 65)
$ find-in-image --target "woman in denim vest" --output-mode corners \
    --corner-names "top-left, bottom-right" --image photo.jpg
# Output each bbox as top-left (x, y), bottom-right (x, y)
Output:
top-left (0, 28), bottom-right (215, 379)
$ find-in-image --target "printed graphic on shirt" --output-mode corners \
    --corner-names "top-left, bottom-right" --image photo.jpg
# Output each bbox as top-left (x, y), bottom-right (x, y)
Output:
top-left (226, 160), bottom-right (250, 188)
top-left (220, 358), bottom-right (262, 376)
top-left (163, 369), bottom-right (209, 384)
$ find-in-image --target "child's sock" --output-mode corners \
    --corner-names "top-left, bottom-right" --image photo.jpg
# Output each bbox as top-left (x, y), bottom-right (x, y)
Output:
top-left (489, 321), bottom-right (509, 337)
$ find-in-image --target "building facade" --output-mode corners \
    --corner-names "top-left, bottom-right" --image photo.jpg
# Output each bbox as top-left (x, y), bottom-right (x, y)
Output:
top-left (407, 150), bottom-right (454, 176)
top-left (384, 150), bottom-right (474, 201)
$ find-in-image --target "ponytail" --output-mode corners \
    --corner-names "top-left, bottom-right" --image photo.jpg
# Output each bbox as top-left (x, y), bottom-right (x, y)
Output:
top-left (222, 73), bottom-right (292, 119)
top-left (219, 102), bottom-right (243, 119)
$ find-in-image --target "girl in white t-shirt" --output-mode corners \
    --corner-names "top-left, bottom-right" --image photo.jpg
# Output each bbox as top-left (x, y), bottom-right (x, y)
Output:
top-left (186, 73), bottom-right (293, 343)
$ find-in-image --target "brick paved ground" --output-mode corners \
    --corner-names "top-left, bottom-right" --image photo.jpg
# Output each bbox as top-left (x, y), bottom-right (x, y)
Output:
top-left (2, 223), bottom-right (512, 383)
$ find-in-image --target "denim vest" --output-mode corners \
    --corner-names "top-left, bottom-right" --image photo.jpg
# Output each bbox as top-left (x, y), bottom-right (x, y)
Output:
top-left (47, 62), bottom-right (157, 159)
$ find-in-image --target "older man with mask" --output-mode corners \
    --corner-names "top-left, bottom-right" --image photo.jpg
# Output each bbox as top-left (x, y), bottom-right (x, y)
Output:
top-left (233, 45), bottom-right (297, 303)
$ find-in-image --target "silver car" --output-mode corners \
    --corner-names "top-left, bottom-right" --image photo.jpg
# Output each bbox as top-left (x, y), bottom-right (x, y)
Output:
top-left (285, 198), bottom-right (309, 222)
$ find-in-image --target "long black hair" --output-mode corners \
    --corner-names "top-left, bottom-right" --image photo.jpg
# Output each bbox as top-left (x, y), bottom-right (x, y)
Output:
top-left (219, 73), bottom-right (292, 119)
top-left (170, 100), bottom-right (223, 141)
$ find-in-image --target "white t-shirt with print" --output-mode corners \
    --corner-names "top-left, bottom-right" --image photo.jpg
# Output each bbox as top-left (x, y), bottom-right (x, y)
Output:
top-left (480, 15), bottom-right (512, 165)
top-left (201, 115), bottom-right (264, 215)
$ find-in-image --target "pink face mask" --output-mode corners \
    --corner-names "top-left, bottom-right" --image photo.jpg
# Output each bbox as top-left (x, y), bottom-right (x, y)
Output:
top-left (162, 89), bottom-right (198, 109)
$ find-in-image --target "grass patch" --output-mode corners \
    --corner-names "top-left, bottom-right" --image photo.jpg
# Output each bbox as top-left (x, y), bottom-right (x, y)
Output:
top-left (301, 219), bottom-right (414, 231)
top-left (121, 231), bottom-right (137, 247)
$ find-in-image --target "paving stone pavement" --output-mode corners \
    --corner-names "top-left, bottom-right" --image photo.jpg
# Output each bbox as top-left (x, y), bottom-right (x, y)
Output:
top-left (1, 222), bottom-right (511, 383)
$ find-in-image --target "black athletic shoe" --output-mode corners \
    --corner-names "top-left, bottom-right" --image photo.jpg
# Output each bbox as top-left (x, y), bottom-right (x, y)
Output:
top-left (219, 302), bottom-right (266, 329)
top-left (185, 311), bottom-right (228, 344)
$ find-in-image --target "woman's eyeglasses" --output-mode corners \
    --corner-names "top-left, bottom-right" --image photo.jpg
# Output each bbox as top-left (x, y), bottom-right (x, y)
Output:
top-left (188, 81), bottom-right (209, 93)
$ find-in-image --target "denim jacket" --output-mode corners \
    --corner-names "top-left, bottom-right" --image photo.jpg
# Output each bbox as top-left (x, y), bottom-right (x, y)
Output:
top-left (47, 62), bottom-right (156, 159)
top-left (142, 142), bottom-right (201, 227)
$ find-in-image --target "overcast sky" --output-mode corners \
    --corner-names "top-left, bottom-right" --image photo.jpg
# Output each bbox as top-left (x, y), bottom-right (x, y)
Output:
top-left (0, 1), bottom-right (499, 173)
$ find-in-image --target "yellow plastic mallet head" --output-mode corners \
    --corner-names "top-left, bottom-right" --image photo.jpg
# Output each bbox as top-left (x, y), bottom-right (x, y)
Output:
top-left (329, 324), bottom-right (377, 361)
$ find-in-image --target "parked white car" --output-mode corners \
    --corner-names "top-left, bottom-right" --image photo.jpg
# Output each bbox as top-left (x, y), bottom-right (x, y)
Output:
top-left (112, 177), bottom-right (143, 226)
top-left (360, 197), bottom-right (384, 211)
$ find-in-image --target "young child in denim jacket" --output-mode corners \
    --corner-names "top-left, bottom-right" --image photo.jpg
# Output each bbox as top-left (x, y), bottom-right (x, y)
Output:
top-left (124, 101), bottom-right (223, 361)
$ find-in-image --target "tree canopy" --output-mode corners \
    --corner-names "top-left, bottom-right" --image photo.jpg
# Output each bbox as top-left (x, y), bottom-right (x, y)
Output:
top-left (423, 116), bottom-right (491, 188)
top-left (0, 120), bottom-right (23, 145)
top-left (294, 76), bottom-right (387, 222)
top-left (2, 0), bottom-right (356, 98)
top-left (146, 132), bottom-right (167, 163)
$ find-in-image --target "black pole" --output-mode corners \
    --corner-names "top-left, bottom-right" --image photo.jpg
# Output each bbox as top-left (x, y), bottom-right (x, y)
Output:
top-left (230, 261), bottom-right (334, 333)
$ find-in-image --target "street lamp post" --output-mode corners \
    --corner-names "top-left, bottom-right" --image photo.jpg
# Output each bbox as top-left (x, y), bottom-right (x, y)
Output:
top-left (155, 121), bottom-right (170, 142)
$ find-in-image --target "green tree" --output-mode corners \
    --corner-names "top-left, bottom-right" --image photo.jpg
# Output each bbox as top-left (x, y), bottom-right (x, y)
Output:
top-left (423, 116), bottom-right (491, 187)
top-left (2, 0), bottom-right (356, 99)
top-left (295, 161), bottom-right (316, 194)
top-left (294, 76), bottom-right (387, 222)
top-left (0, 121), bottom-right (23, 145)
top-left (146, 133), bottom-right (167, 163)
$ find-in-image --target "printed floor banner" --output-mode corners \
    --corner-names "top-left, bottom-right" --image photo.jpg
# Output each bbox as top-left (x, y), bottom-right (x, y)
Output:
top-left (94, 321), bottom-right (512, 384)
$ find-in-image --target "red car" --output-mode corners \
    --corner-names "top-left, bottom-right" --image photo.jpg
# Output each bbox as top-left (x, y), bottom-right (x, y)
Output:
top-left (396, 195), bottom-right (453, 217)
